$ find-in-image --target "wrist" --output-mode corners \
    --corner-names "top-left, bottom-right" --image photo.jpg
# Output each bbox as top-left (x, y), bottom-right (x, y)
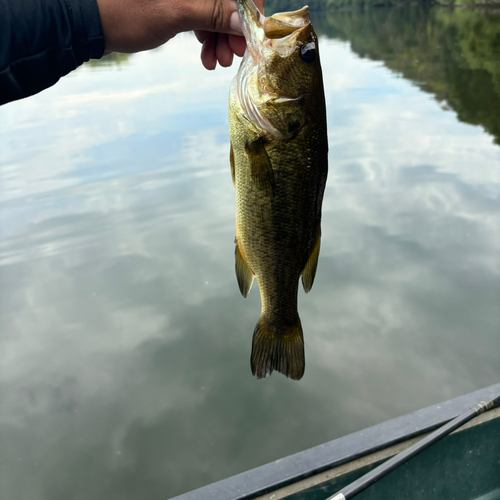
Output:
top-left (96, 0), bottom-right (118, 52)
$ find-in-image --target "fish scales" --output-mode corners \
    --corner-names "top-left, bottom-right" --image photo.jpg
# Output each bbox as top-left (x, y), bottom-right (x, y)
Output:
top-left (229, 0), bottom-right (328, 380)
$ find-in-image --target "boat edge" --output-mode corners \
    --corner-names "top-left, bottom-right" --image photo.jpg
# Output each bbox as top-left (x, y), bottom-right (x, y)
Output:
top-left (169, 383), bottom-right (500, 500)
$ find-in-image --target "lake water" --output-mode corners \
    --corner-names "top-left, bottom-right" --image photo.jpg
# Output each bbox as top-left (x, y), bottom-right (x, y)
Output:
top-left (1, 5), bottom-right (499, 499)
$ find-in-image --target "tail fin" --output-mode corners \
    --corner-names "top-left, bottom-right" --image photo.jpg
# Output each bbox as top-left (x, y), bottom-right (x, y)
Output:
top-left (251, 316), bottom-right (305, 380)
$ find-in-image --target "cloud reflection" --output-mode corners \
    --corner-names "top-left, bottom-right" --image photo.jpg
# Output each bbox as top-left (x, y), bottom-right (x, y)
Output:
top-left (0, 24), bottom-right (499, 500)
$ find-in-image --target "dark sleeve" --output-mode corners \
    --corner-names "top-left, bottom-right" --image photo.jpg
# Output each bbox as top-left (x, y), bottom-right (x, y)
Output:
top-left (0, 0), bottom-right (105, 105)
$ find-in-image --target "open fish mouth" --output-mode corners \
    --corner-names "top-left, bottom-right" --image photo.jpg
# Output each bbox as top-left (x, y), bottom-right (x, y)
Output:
top-left (234, 0), bottom-right (315, 137)
top-left (236, 0), bottom-right (311, 60)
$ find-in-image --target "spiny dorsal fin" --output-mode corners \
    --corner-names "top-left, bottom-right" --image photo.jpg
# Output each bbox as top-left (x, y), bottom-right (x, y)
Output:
top-left (230, 142), bottom-right (235, 187)
top-left (301, 226), bottom-right (321, 293)
top-left (245, 138), bottom-right (275, 197)
top-left (235, 239), bottom-right (254, 298)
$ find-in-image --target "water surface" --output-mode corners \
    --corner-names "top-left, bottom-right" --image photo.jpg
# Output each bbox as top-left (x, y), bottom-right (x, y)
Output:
top-left (1, 5), bottom-right (499, 499)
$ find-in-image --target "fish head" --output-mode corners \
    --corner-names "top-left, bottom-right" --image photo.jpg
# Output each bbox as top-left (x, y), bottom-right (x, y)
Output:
top-left (234, 0), bottom-right (324, 139)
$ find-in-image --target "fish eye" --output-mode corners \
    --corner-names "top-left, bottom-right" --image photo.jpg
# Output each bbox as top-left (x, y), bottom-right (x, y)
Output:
top-left (300, 42), bottom-right (316, 64)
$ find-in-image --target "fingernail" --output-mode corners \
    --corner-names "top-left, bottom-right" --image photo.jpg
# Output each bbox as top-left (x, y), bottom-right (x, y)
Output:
top-left (229, 11), bottom-right (242, 33)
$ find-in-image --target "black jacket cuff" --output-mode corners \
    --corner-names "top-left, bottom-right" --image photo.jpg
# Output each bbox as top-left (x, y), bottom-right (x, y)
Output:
top-left (0, 0), bottom-right (105, 105)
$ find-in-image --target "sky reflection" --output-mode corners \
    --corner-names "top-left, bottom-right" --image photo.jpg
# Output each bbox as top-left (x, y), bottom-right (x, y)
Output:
top-left (0, 20), bottom-right (499, 500)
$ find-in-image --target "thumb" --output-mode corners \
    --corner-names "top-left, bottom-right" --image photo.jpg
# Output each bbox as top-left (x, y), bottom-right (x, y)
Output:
top-left (182, 0), bottom-right (242, 35)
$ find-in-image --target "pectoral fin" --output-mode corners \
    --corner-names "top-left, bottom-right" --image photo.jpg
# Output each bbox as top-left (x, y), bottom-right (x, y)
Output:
top-left (230, 143), bottom-right (235, 187)
top-left (301, 227), bottom-right (321, 293)
top-left (245, 138), bottom-right (275, 197)
top-left (235, 240), bottom-right (254, 298)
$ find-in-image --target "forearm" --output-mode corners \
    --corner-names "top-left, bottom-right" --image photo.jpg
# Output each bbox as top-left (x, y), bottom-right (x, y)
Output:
top-left (0, 0), bottom-right (105, 105)
top-left (95, 0), bottom-right (237, 53)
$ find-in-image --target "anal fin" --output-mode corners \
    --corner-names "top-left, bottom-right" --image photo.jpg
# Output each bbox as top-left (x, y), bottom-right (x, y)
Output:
top-left (301, 226), bottom-right (321, 293)
top-left (235, 239), bottom-right (254, 298)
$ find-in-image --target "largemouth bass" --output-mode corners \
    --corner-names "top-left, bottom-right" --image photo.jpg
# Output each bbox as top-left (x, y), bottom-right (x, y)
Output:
top-left (229, 0), bottom-right (328, 380)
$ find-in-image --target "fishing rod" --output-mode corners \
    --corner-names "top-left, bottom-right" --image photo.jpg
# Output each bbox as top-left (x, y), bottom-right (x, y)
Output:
top-left (327, 390), bottom-right (500, 500)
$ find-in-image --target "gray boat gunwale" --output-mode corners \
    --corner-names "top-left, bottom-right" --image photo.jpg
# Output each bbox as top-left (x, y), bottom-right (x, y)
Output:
top-left (170, 383), bottom-right (500, 500)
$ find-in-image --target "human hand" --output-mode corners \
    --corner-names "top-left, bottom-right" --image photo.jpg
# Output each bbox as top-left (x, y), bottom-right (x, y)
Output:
top-left (194, 0), bottom-right (265, 70)
top-left (96, 0), bottom-right (265, 69)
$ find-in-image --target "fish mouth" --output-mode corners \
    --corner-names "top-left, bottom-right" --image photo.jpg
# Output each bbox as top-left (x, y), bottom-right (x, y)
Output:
top-left (237, 0), bottom-right (310, 60)
top-left (235, 0), bottom-right (312, 137)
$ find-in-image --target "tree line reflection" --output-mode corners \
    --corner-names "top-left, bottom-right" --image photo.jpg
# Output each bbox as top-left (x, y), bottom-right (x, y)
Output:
top-left (310, 5), bottom-right (500, 144)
